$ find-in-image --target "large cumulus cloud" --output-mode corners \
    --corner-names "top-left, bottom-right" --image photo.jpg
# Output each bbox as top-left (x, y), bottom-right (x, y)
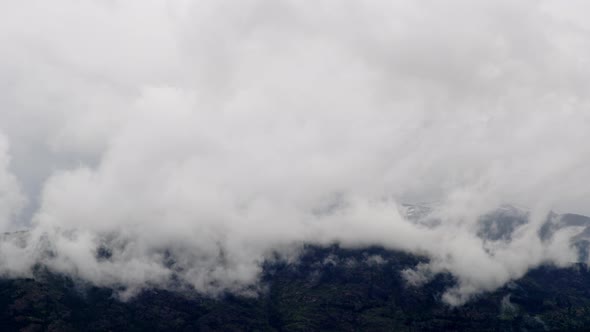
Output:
top-left (0, 0), bottom-right (589, 304)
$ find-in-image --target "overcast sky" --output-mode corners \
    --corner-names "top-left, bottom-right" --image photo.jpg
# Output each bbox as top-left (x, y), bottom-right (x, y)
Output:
top-left (0, 0), bottom-right (589, 305)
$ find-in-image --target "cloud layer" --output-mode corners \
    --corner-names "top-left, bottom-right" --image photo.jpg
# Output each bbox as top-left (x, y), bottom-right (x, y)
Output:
top-left (0, 0), bottom-right (590, 304)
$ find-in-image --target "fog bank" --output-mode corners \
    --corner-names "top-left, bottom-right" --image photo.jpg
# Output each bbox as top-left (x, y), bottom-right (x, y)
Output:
top-left (0, 0), bottom-right (590, 304)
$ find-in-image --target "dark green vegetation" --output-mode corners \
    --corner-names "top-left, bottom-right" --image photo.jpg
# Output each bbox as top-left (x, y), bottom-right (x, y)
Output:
top-left (1, 245), bottom-right (590, 331)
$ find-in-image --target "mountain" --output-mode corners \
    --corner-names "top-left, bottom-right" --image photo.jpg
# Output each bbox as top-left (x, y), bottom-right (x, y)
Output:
top-left (403, 203), bottom-right (590, 261)
top-left (2, 206), bottom-right (590, 331)
top-left (0, 244), bottom-right (589, 331)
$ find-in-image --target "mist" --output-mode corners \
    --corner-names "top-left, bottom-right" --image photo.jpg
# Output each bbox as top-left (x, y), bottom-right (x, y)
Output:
top-left (0, 0), bottom-right (590, 305)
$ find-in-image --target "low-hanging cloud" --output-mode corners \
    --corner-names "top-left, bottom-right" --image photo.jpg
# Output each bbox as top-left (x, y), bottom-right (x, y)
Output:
top-left (0, 0), bottom-right (590, 305)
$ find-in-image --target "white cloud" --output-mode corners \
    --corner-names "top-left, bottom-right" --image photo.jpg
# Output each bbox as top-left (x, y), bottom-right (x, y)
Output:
top-left (0, 135), bottom-right (25, 232)
top-left (0, 0), bottom-right (589, 304)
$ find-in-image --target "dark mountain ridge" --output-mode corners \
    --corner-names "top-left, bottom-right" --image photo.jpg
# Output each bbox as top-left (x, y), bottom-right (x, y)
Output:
top-left (2, 206), bottom-right (590, 331)
top-left (1, 244), bottom-right (590, 331)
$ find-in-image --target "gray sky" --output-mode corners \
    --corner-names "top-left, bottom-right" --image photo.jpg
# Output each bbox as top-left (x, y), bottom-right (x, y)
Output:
top-left (0, 0), bottom-right (589, 305)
